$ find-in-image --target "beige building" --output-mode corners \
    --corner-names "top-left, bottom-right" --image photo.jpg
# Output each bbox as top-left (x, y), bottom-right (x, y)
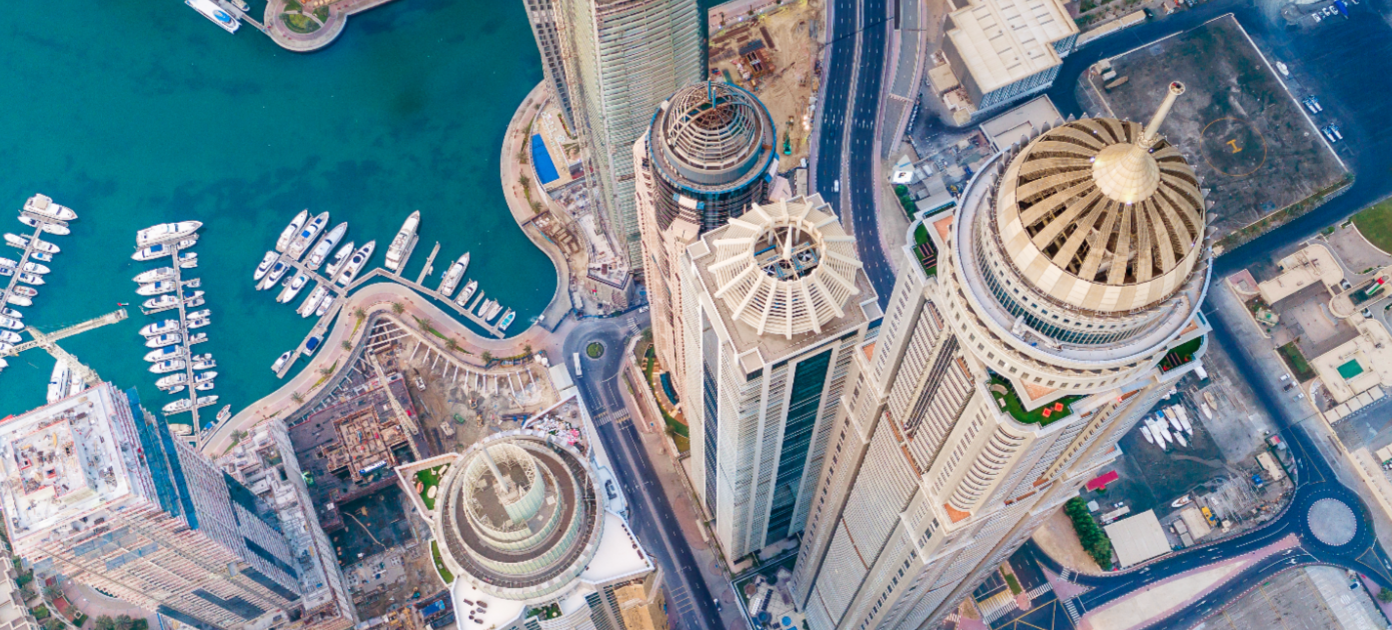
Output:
top-left (941, 0), bottom-right (1079, 113)
top-left (635, 81), bottom-right (777, 405)
top-left (790, 82), bottom-right (1212, 630)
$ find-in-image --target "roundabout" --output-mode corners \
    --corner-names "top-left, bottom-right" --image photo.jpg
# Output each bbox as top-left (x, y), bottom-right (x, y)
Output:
top-left (1307, 497), bottom-right (1357, 546)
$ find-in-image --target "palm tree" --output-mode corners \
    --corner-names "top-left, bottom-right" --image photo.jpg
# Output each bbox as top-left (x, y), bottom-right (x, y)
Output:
top-left (482, 351), bottom-right (493, 365)
top-left (290, 392), bottom-right (304, 404)
top-left (341, 340), bottom-right (353, 351)
top-left (113, 615), bottom-right (135, 630)
top-left (391, 302), bottom-right (405, 315)
top-left (445, 339), bottom-right (460, 353)
top-left (41, 585), bottom-right (60, 600)
top-left (318, 366), bottom-right (333, 377)
top-left (354, 307), bottom-right (366, 321)
top-left (523, 344), bottom-right (533, 356)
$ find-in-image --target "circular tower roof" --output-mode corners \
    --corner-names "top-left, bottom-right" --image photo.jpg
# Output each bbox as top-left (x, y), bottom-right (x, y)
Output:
top-left (435, 432), bottom-right (603, 599)
top-left (993, 82), bottom-right (1204, 313)
top-left (708, 197), bottom-right (861, 339)
top-left (651, 82), bottom-right (775, 188)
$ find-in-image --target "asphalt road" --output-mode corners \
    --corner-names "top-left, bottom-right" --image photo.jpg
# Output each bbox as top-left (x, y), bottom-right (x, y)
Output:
top-left (562, 317), bottom-right (727, 630)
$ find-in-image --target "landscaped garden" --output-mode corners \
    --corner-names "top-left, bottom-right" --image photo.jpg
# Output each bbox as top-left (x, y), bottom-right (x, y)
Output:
top-left (1277, 341), bottom-right (1316, 382)
top-left (1063, 497), bottom-right (1113, 569)
top-left (586, 341), bottom-right (604, 359)
top-left (431, 541), bottom-right (454, 584)
top-left (988, 375), bottom-right (1079, 426)
top-left (415, 465), bottom-right (447, 511)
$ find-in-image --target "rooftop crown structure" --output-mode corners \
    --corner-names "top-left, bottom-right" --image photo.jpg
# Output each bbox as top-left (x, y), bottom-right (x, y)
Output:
top-left (790, 83), bottom-right (1211, 630)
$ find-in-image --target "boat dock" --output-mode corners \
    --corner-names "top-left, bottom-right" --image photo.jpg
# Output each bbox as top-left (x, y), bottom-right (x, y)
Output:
top-left (3, 309), bottom-right (128, 356)
top-left (2, 214), bottom-right (64, 312)
top-left (416, 242), bottom-right (440, 284)
top-left (391, 233), bottom-right (419, 278)
top-left (135, 232), bottom-right (214, 433)
top-left (351, 269), bottom-right (506, 337)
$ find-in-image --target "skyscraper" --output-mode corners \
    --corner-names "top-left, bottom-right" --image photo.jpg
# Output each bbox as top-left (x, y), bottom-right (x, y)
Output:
top-left (0, 384), bottom-right (304, 630)
top-left (548, 0), bottom-right (703, 269)
top-left (523, 0), bottom-right (576, 128)
top-left (635, 81), bottom-right (777, 405)
top-left (790, 82), bottom-right (1210, 630)
top-left (680, 195), bottom-right (883, 561)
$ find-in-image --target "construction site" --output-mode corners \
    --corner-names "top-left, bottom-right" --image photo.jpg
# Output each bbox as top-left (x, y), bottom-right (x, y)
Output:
top-left (280, 313), bottom-right (560, 622)
top-left (707, 0), bottom-right (822, 165)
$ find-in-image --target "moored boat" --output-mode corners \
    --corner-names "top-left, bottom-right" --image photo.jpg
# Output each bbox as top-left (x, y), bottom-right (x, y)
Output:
top-left (150, 359), bottom-right (186, 374)
top-left (185, 0), bottom-right (239, 34)
top-left (156, 373), bottom-right (188, 389)
top-left (0, 316), bottom-right (22, 331)
top-left (23, 194), bottom-right (77, 221)
top-left (187, 317), bottom-right (210, 330)
top-left (0, 331), bottom-right (18, 344)
top-left (18, 216), bottom-right (69, 236)
top-left (11, 286), bottom-right (36, 299)
top-left (145, 346), bottom-right (187, 363)
top-left (298, 285), bottom-right (328, 318)
top-left (196, 382), bottom-right (216, 392)
top-left (277, 272), bottom-right (310, 303)
top-left (259, 259), bottom-right (291, 290)
top-left (163, 399), bottom-right (193, 415)
top-left (0, 258), bottom-right (14, 269)
top-left (286, 212), bottom-right (330, 260)
top-left (137, 221), bottom-right (202, 246)
top-left (141, 320), bottom-right (180, 337)
top-left (275, 210), bottom-right (309, 253)
top-left (438, 252), bottom-right (470, 297)
top-left (324, 241), bottom-right (354, 278)
top-left (20, 262), bottom-right (48, 275)
top-left (47, 360), bottom-right (71, 404)
top-left (5, 234), bottom-right (60, 254)
top-left (455, 280), bottom-right (478, 308)
top-left (192, 354), bottom-right (216, 370)
top-left (1, 308), bottom-right (21, 320)
top-left (133, 238), bottom-right (196, 261)
top-left (498, 310), bottom-right (516, 332)
top-left (195, 371), bottom-right (217, 384)
top-left (385, 211), bottom-right (420, 272)
top-left (134, 267), bottom-right (175, 284)
top-left (187, 309), bottom-right (211, 320)
top-left (137, 281), bottom-right (177, 296)
top-left (253, 252), bottom-right (278, 282)
top-left (271, 351), bottom-right (292, 373)
top-left (178, 252), bottom-right (197, 268)
top-left (6, 295), bottom-right (32, 307)
top-left (334, 241), bottom-right (376, 286)
top-left (142, 295), bottom-right (178, 311)
top-left (16, 272), bottom-right (43, 286)
top-left (146, 333), bottom-right (182, 348)
top-left (306, 222), bottom-right (348, 269)
top-left (165, 385), bottom-right (187, 395)
top-left (187, 332), bottom-right (208, 345)
top-left (29, 251), bottom-right (53, 263)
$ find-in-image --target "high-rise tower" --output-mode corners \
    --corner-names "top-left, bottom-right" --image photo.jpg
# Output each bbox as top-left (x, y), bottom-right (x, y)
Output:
top-left (0, 384), bottom-right (304, 629)
top-left (522, 0), bottom-right (576, 127)
top-left (680, 195), bottom-right (883, 561)
top-left (790, 82), bottom-right (1211, 630)
top-left (551, 0), bottom-right (703, 269)
top-left (636, 81), bottom-right (777, 406)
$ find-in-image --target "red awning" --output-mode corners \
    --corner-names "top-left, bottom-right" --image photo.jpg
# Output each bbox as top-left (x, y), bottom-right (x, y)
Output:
top-left (1086, 470), bottom-right (1119, 491)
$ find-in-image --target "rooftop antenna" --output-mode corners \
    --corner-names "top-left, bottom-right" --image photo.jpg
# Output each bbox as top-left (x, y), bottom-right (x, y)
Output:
top-left (1140, 81), bottom-right (1186, 149)
top-left (481, 445), bottom-right (514, 495)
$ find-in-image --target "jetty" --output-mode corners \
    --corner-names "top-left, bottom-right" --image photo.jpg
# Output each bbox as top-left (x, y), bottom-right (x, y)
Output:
top-left (134, 230), bottom-right (215, 435)
top-left (416, 241), bottom-right (440, 284)
top-left (4, 309), bottom-right (128, 356)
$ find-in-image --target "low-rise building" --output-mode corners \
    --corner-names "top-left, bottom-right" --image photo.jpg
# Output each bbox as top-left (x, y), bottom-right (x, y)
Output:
top-left (940, 0), bottom-right (1079, 114)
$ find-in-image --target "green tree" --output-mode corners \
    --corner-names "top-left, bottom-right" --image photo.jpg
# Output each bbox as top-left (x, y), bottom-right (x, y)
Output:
top-left (445, 338), bottom-right (460, 353)
top-left (391, 302), bottom-right (405, 315)
top-left (1378, 588), bottom-right (1392, 603)
top-left (41, 585), bottom-right (59, 600)
top-left (42, 618), bottom-right (62, 630)
top-left (354, 307), bottom-right (366, 321)
top-left (114, 615), bottom-right (135, 630)
top-left (290, 392), bottom-right (305, 404)
top-left (93, 616), bottom-right (115, 630)
top-left (523, 344), bottom-right (533, 356)
top-left (482, 351), bottom-right (493, 365)
top-left (341, 340), bottom-right (353, 351)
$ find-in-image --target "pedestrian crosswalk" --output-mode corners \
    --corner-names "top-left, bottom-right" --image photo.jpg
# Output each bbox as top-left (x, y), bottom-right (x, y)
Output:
top-left (1063, 598), bottom-right (1081, 624)
top-left (667, 583), bottom-right (698, 627)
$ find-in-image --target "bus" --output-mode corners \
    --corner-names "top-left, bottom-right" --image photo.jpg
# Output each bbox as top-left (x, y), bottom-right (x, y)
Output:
top-left (573, 352), bottom-right (582, 377)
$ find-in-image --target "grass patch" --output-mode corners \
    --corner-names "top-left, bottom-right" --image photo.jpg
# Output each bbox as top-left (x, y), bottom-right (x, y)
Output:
top-left (988, 375), bottom-right (1080, 426)
top-left (281, 12), bottom-right (320, 33)
top-left (31, 606), bottom-right (48, 621)
top-left (1352, 199), bottom-right (1392, 254)
top-left (1002, 571), bottom-right (1022, 595)
top-left (1278, 341), bottom-right (1316, 382)
top-left (914, 223), bottom-right (930, 246)
top-left (313, 6), bottom-right (329, 21)
top-left (1159, 336), bottom-right (1204, 372)
top-left (673, 433), bottom-right (690, 453)
top-left (586, 342), bottom-right (604, 359)
top-left (431, 541), bottom-right (453, 584)
top-left (416, 466), bottom-right (443, 511)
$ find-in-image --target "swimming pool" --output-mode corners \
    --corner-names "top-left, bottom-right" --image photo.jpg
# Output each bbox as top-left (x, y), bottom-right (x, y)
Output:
top-left (531, 133), bottom-right (560, 184)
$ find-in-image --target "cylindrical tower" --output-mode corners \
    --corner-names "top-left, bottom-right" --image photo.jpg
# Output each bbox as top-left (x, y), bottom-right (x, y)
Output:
top-left (648, 81), bottom-right (777, 233)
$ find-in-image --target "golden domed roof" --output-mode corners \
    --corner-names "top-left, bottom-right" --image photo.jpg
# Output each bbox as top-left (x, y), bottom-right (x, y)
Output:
top-left (993, 82), bottom-right (1205, 313)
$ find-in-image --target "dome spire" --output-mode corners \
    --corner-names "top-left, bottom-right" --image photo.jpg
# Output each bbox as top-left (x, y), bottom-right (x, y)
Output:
top-left (1090, 80), bottom-right (1186, 204)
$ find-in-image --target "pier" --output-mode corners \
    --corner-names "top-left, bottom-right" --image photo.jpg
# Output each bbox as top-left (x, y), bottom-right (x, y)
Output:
top-left (135, 231), bottom-right (214, 433)
top-left (2, 214), bottom-right (62, 313)
top-left (416, 242), bottom-right (440, 284)
top-left (4, 309), bottom-right (128, 356)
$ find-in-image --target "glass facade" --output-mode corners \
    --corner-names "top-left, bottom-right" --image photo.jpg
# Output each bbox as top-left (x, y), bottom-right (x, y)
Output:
top-left (702, 316), bottom-right (721, 518)
top-left (765, 349), bottom-right (832, 541)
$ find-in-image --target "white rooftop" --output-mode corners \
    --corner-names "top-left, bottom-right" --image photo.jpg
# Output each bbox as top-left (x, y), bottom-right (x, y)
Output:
top-left (581, 512), bottom-right (653, 584)
top-left (946, 0), bottom-right (1077, 93)
top-left (0, 385), bottom-right (135, 540)
top-left (1104, 509), bottom-right (1171, 567)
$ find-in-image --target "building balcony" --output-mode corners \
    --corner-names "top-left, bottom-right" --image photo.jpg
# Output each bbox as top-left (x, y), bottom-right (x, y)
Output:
top-left (1158, 335), bottom-right (1205, 373)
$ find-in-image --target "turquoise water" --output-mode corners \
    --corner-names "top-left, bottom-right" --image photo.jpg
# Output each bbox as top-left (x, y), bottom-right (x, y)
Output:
top-left (0, 0), bottom-right (551, 420)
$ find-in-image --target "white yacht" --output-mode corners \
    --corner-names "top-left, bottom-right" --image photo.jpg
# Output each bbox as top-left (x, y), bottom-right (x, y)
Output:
top-left (455, 280), bottom-right (478, 308)
top-left (384, 211), bottom-right (420, 272)
top-left (324, 241), bottom-right (355, 278)
top-left (178, 252), bottom-right (198, 268)
top-left (19, 216), bottom-right (69, 236)
top-left (335, 241), bottom-right (376, 286)
top-left (298, 285), bottom-right (328, 318)
top-left (0, 267), bottom-right (11, 278)
top-left (192, 354), bottom-right (216, 370)
top-left (187, 317), bottom-right (210, 330)
top-left (5, 234), bottom-right (60, 254)
top-left (185, 0), bottom-right (239, 33)
top-left (187, 332), bottom-right (208, 345)
top-left (16, 272), bottom-right (43, 286)
top-left (6, 294), bottom-right (32, 307)
top-left (150, 359), bottom-right (186, 374)
top-left (196, 395), bottom-right (218, 408)
top-left (142, 294), bottom-right (177, 311)
top-left (137, 280), bottom-right (177, 296)
top-left (165, 385), bottom-right (187, 395)
top-left (196, 382), bottom-right (216, 392)
top-left (23, 194), bottom-right (77, 221)
top-left (133, 267), bottom-right (174, 284)
top-left (187, 309), bottom-right (211, 320)
top-left (157, 373), bottom-right (189, 389)
top-left (438, 252), bottom-right (470, 297)
top-left (29, 251), bottom-right (52, 263)
top-left (0, 331), bottom-right (19, 345)
top-left (0, 258), bottom-right (14, 268)
top-left (0, 342), bottom-right (12, 354)
top-left (315, 297), bottom-right (332, 317)
top-left (141, 319), bottom-right (180, 337)
top-left (275, 210), bottom-right (309, 253)
top-left (1, 308), bottom-right (21, 320)
top-left (11, 286), bottom-right (36, 299)
top-left (163, 399), bottom-right (193, 415)
top-left (498, 310), bottom-right (516, 332)
top-left (21, 262), bottom-right (48, 275)
top-left (146, 333), bottom-right (182, 348)
top-left (271, 351), bottom-right (292, 373)
top-left (259, 259), bottom-right (291, 290)
top-left (306, 222), bottom-right (348, 270)
top-left (145, 346), bottom-right (187, 363)
top-left (0, 316), bottom-right (22, 331)
top-left (253, 252), bottom-right (278, 282)
top-left (137, 222), bottom-right (202, 246)
top-left (195, 371), bottom-right (217, 385)
top-left (133, 238), bottom-right (196, 261)
top-left (46, 361), bottom-right (71, 404)
top-left (278, 272), bottom-right (310, 303)
top-left (184, 294), bottom-right (205, 309)
top-left (286, 212), bottom-right (330, 260)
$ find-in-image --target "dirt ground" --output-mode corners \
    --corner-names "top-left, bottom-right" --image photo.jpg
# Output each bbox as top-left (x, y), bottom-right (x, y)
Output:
top-left (401, 348), bottom-right (553, 456)
top-left (1081, 15), bottom-right (1346, 245)
top-left (708, 0), bottom-right (821, 165)
top-left (1031, 509), bottom-right (1105, 575)
top-left (1330, 223), bottom-right (1392, 276)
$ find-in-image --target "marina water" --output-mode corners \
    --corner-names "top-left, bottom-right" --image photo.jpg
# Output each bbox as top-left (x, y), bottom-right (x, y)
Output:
top-left (0, 0), bottom-right (552, 418)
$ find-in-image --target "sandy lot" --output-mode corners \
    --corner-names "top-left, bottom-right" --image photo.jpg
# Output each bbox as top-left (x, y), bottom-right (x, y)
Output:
top-left (708, 0), bottom-right (821, 165)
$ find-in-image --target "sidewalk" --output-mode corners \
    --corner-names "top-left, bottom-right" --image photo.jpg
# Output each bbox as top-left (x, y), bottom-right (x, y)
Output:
top-left (61, 583), bottom-right (159, 630)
